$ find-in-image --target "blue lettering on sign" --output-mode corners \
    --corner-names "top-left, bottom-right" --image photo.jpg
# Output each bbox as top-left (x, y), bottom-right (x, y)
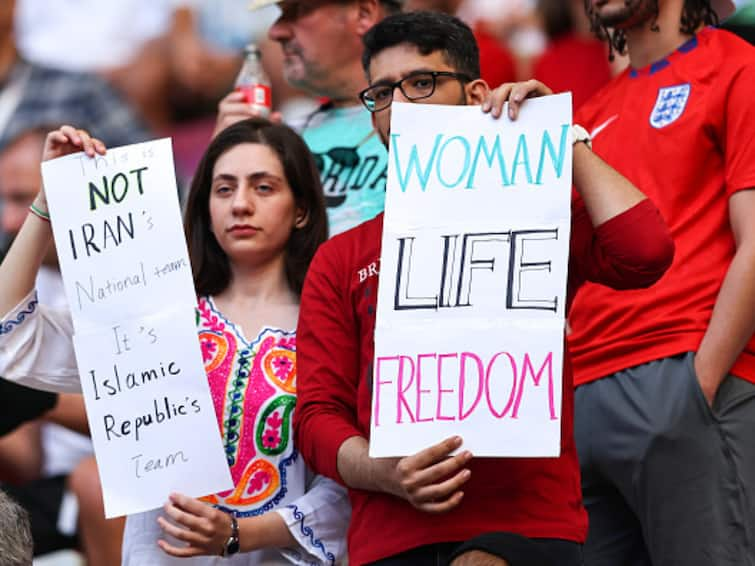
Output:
top-left (391, 125), bottom-right (569, 193)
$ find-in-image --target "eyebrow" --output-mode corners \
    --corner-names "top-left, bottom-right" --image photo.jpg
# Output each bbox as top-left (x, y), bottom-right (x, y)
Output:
top-left (212, 172), bottom-right (284, 184)
top-left (371, 68), bottom-right (439, 87)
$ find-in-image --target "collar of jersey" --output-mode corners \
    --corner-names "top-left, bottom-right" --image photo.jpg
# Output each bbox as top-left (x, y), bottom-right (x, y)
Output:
top-left (628, 29), bottom-right (704, 78)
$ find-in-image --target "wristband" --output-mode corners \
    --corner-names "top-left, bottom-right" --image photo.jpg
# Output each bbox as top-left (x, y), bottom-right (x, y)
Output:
top-left (29, 203), bottom-right (51, 222)
top-left (571, 124), bottom-right (592, 150)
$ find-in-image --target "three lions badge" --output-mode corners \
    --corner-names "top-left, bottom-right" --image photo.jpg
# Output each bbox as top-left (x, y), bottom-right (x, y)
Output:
top-left (650, 83), bottom-right (691, 129)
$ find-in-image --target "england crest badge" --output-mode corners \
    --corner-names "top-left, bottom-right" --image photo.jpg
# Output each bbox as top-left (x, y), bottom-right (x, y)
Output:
top-left (650, 83), bottom-right (691, 129)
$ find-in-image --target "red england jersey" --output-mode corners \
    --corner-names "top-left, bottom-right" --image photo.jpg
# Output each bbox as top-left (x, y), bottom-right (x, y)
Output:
top-left (568, 27), bottom-right (755, 386)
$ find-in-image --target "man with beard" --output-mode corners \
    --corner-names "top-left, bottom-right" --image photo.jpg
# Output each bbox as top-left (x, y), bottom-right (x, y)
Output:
top-left (216, 0), bottom-right (402, 235)
top-left (294, 11), bottom-right (675, 566)
top-left (563, 0), bottom-right (755, 564)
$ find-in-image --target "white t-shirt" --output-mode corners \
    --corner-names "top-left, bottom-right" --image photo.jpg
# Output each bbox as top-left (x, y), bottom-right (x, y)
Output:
top-left (15, 0), bottom-right (177, 71)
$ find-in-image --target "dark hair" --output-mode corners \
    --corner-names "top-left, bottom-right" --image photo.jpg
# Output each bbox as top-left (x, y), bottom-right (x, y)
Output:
top-left (585, 0), bottom-right (718, 60)
top-left (362, 11), bottom-right (480, 79)
top-left (185, 118), bottom-right (328, 297)
top-left (539, 0), bottom-right (575, 40)
top-left (379, 0), bottom-right (404, 14)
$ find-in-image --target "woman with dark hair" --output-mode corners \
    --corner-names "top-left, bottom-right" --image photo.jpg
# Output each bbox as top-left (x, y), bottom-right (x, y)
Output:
top-left (0, 120), bottom-right (348, 565)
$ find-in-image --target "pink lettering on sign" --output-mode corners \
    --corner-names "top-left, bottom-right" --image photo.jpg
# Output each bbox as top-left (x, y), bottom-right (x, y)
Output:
top-left (459, 352), bottom-right (483, 420)
top-left (396, 355), bottom-right (416, 424)
top-left (373, 350), bottom-right (556, 426)
top-left (435, 353), bottom-right (458, 421)
top-left (484, 352), bottom-right (518, 419)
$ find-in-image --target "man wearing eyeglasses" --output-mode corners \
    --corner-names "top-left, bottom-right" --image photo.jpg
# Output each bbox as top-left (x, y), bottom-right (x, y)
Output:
top-left (217, 0), bottom-right (402, 236)
top-left (295, 10), bottom-right (674, 566)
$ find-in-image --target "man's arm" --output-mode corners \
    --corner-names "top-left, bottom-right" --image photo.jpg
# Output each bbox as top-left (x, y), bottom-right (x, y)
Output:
top-left (695, 189), bottom-right (755, 404)
top-left (294, 242), bottom-right (364, 483)
top-left (571, 142), bottom-right (645, 226)
top-left (295, 239), bottom-right (472, 513)
top-left (337, 435), bottom-right (472, 514)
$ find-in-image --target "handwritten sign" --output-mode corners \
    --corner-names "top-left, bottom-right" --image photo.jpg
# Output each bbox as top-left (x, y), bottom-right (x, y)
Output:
top-left (42, 139), bottom-right (232, 517)
top-left (370, 95), bottom-right (573, 457)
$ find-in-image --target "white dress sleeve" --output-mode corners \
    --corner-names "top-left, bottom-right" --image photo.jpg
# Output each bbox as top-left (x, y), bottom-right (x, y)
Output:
top-left (0, 290), bottom-right (81, 393)
top-left (275, 473), bottom-right (351, 565)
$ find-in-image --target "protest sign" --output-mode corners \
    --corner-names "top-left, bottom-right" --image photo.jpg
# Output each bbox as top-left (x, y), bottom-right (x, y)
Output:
top-left (370, 95), bottom-right (573, 457)
top-left (42, 139), bottom-right (232, 517)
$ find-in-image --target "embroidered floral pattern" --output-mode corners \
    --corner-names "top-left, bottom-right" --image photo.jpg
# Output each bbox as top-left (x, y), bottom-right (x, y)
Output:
top-left (272, 355), bottom-right (293, 378)
top-left (196, 297), bottom-right (297, 516)
top-left (262, 427), bottom-right (281, 448)
top-left (200, 336), bottom-right (217, 362)
top-left (257, 396), bottom-right (296, 456)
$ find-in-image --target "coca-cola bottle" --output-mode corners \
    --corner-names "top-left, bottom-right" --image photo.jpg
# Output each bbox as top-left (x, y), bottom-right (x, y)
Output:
top-left (235, 43), bottom-right (272, 118)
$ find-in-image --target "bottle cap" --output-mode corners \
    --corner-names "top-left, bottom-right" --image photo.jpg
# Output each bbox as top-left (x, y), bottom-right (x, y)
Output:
top-left (243, 43), bottom-right (261, 56)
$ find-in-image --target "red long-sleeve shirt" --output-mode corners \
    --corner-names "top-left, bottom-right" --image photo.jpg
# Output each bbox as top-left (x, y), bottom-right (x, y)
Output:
top-left (295, 196), bottom-right (673, 565)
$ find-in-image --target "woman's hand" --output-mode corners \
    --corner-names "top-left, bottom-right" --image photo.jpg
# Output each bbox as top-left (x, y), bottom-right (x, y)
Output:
top-left (35, 126), bottom-right (106, 211)
top-left (42, 125), bottom-right (106, 162)
top-left (157, 493), bottom-right (233, 557)
top-left (481, 79), bottom-right (553, 120)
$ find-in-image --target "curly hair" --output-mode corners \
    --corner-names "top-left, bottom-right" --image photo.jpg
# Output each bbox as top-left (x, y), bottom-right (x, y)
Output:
top-left (585, 0), bottom-right (719, 60)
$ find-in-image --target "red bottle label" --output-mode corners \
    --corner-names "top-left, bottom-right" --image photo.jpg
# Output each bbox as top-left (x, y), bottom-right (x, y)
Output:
top-left (236, 84), bottom-right (272, 110)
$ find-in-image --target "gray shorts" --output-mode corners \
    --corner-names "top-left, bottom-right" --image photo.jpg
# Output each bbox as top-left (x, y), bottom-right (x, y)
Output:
top-left (575, 352), bottom-right (755, 566)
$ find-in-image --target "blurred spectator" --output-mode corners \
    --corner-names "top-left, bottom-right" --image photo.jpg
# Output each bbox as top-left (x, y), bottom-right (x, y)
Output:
top-left (533, 0), bottom-right (612, 111)
top-left (13, 0), bottom-right (308, 177)
top-left (15, 0), bottom-right (174, 129)
top-left (0, 0), bottom-right (150, 275)
top-left (405, 0), bottom-right (516, 87)
top-left (457, 0), bottom-right (546, 78)
top-left (217, 0), bottom-right (401, 236)
top-left (167, 1), bottom-right (284, 112)
top-left (0, 0), bottom-right (150, 151)
top-left (15, 0), bottom-right (172, 72)
top-left (0, 488), bottom-right (33, 566)
top-left (165, 1), bottom-right (314, 184)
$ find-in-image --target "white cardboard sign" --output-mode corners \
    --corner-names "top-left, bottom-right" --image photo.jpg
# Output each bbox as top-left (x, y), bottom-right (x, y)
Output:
top-left (42, 139), bottom-right (232, 517)
top-left (370, 95), bottom-right (573, 457)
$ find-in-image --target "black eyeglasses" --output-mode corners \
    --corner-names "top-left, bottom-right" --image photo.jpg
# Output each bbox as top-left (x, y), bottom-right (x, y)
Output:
top-left (359, 71), bottom-right (472, 113)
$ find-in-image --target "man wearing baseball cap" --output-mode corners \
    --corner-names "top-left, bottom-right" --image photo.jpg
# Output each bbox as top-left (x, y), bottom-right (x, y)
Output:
top-left (219, 0), bottom-right (402, 236)
top-left (563, 0), bottom-right (755, 563)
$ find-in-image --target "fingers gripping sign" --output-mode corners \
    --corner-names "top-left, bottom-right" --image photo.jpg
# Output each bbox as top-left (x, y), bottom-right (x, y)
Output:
top-left (38, 125), bottom-right (107, 212)
top-left (481, 80), bottom-right (554, 120)
top-left (157, 493), bottom-right (233, 558)
top-left (44, 125), bottom-right (107, 161)
top-left (385, 436), bottom-right (473, 513)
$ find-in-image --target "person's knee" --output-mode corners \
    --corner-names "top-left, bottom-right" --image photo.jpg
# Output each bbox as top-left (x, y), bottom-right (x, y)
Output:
top-left (450, 550), bottom-right (510, 566)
